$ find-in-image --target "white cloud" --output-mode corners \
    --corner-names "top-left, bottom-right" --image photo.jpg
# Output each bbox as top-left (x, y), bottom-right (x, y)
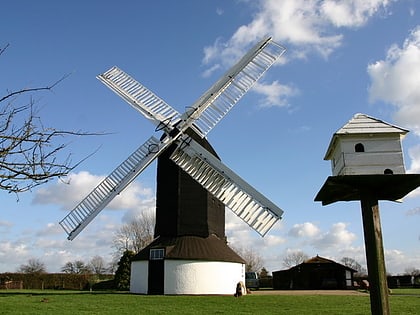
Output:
top-left (257, 0), bottom-right (343, 57)
top-left (321, 0), bottom-right (392, 28)
top-left (202, 0), bottom-right (393, 109)
top-left (203, 0), bottom-right (393, 68)
top-left (0, 212), bottom-right (120, 272)
top-left (33, 171), bottom-right (154, 211)
top-left (225, 209), bottom-right (286, 257)
top-left (312, 222), bottom-right (357, 249)
top-left (253, 81), bottom-right (299, 108)
top-left (332, 245), bottom-right (367, 267)
top-left (407, 144), bottom-right (420, 173)
top-left (32, 171), bottom-right (102, 209)
top-left (368, 26), bottom-right (420, 199)
top-left (368, 26), bottom-right (420, 135)
top-left (225, 210), bottom-right (258, 246)
top-left (384, 249), bottom-right (420, 275)
top-left (0, 241), bottom-right (29, 258)
top-left (263, 234), bottom-right (287, 247)
top-left (404, 145), bottom-right (420, 198)
top-left (0, 240), bottom-right (31, 271)
top-left (0, 220), bottom-right (13, 228)
top-left (409, 7), bottom-right (415, 17)
top-left (288, 222), bottom-right (320, 238)
top-left (9, 171), bottom-right (157, 273)
top-left (406, 207), bottom-right (420, 216)
top-left (201, 63), bottom-right (221, 78)
top-left (35, 222), bottom-right (63, 237)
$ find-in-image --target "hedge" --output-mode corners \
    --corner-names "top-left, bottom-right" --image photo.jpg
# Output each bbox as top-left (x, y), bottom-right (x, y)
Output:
top-left (0, 273), bottom-right (114, 290)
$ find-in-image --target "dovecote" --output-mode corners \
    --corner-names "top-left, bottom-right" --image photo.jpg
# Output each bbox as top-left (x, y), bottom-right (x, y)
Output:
top-left (324, 113), bottom-right (408, 176)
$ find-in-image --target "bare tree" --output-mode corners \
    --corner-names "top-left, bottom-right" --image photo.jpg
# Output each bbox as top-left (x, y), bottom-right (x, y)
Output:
top-left (89, 255), bottom-right (108, 275)
top-left (340, 257), bottom-right (365, 274)
top-left (0, 44), bottom-right (9, 57)
top-left (17, 258), bottom-right (46, 274)
top-left (232, 246), bottom-right (264, 272)
top-left (259, 267), bottom-right (269, 278)
top-left (113, 211), bottom-right (155, 256)
top-left (282, 251), bottom-right (309, 268)
top-left (107, 258), bottom-right (118, 274)
top-left (0, 44), bottom-right (94, 194)
top-left (404, 267), bottom-right (420, 276)
top-left (61, 260), bottom-right (90, 274)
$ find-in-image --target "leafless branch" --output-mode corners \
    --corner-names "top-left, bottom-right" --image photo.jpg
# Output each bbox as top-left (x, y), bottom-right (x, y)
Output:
top-left (0, 43), bottom-right (9, 57)
top-left (0, 73), bottom-right (70, 104)
top-left (113, 212), bottom-right (155, 256)
top-left (0, 45), bottom-right (103, 193)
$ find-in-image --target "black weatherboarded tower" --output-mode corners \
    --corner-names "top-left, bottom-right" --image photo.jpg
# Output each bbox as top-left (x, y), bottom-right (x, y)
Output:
top-left (155, 130), bottom-right (225, 238)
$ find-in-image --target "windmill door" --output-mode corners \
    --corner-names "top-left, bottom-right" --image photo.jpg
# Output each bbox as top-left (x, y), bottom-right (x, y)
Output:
top-left (148, 248), bottom-right (164, 295)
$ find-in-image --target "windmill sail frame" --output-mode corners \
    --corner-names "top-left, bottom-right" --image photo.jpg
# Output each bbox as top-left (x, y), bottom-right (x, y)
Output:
top-left (170, 135), bottom-right (283, 236)
top-left (60, 37), bottom-right (286, 240)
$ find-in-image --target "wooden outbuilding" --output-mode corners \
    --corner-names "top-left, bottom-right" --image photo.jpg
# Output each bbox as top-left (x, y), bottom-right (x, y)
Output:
top-left (272, 255), bottom-right (356, 290)
top-left (324, 113), bottom-right (408, 176)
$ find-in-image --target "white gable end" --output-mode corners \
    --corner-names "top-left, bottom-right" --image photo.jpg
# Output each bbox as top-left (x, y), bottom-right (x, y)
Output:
top-left (324, 114), bottom-right (408, 176)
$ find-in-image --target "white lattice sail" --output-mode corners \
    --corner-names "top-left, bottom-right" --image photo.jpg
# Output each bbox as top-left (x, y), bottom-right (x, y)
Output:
top-left (170, 135), bottom-right (283, 236)
top-left (181, 37), bottom-right (286, 137)
top-left (60, 136), bottom-right (169, 240)
top-left (98, 66), bottom-right (181, 132)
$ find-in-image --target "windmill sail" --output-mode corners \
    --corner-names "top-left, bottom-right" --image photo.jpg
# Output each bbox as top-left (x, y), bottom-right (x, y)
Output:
top-left (181, 37), bottom-right (286, 137)
top-left (60, 36), bottom-right (286, 240)
top-left (97, 66), bottom-right (181, 133)
top-left (60, 136), bottom-right (169, 240)
top-left (170, 135), bottom-right (283, 236)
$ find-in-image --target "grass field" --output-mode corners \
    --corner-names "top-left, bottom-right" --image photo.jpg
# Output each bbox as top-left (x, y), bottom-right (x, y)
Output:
top-left (0, 289), bottom-right (418, 315)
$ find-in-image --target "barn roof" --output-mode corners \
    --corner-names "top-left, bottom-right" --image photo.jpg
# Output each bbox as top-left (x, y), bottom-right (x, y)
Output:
top-left (299, 255), bottom-right (357, 272)
top-left (273, 255), bottom-right (357, 273)
top-left (324, 113), bottom-right (409, 160)
top-left (303, 255), bottom-right (337, 264)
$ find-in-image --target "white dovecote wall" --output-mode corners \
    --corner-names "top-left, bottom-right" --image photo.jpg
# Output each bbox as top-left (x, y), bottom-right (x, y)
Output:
top-left (324, 113), bottom-right (409, 176)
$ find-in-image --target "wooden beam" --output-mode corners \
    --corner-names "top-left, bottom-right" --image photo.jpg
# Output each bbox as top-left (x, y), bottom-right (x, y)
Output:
top-left (360, 196), bottom-right (390, 315)
top-left (315, 174), bottom-right (420, 314)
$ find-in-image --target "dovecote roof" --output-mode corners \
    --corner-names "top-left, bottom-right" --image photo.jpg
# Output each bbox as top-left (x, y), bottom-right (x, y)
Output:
top-left (324, 113), bottom-right (409, 160)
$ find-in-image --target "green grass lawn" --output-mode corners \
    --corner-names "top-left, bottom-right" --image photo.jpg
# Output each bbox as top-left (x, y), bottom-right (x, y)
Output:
top-left (0, 290), bottom-right (418, 315)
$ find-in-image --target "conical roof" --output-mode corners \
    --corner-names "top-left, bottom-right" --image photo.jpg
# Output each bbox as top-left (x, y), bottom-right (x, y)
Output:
top-left (132, 234), bottom-right (245, 263)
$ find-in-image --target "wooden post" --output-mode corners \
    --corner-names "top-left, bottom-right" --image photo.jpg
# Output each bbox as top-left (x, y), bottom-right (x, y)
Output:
top-left (360, 196), bottom-right (390, 315)
top-left (315, 175), bottom-right (420, 314)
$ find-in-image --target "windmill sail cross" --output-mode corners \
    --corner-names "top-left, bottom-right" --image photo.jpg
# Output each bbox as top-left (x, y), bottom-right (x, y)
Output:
top-left (60, 36), bottom-right (285, 240)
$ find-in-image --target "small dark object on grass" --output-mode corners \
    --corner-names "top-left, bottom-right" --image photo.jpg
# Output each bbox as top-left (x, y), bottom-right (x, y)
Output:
top-left (234, 281), bottom-right (246, 297)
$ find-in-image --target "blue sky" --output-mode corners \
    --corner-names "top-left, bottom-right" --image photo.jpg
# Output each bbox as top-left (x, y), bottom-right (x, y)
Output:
top-left (1, 0), bottom-right (420, 275)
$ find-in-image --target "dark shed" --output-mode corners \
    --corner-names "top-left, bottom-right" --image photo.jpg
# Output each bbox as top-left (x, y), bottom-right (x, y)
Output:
top-left (272, 255), bottom-right (356, 290)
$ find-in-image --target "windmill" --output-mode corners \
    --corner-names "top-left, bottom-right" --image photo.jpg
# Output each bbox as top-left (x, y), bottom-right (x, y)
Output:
top-left (59, 37), bottom-right (286, 294)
